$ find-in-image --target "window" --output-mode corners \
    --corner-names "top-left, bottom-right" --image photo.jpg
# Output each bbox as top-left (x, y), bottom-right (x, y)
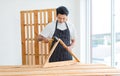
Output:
top-left (91, 0), bottom-right (111, 66)
top-left (115, 0), bottom-right (120, 68)
top-left (90, 0), bottom-right (120, 68)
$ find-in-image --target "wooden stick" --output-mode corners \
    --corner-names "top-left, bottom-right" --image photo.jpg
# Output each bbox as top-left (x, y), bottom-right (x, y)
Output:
top-left (43, 39), bottom-right (60, 67)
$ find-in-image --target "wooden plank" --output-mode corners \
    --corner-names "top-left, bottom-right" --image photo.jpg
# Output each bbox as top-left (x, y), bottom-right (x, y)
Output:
top-left (44, 11), bottom-right (47, 62)
top-left (0, 65), bottom-right (110, 71)
top-left (0, 65), bottom-right (118, 71)
top-left (24, 23), bottom-right (48, 26)
top-left (34, 10), bottom-right (39, 65)
top-left (0, 68), bottom-right (120, 76)
top-left (48, 9), bottom-right (52, 23)
top-left (43, 39), bottom-right (60, 67)
top-left (26, 12), bottom-right (30, 65)
top-left (30, 11), bottom-right (34, 65)
top-left (44, 60), bottom-right (77, 68)
top-left (41, 11), bottom-right (44, 65)
top-left (38, 11), bottom-right (43, 65)
top-left (0, 67), bottom-right (117, 73)
top-left (53, 9), bottom-right (56, 20)
top-left (0, 63), bottom-right (106, 69)
top-left (0, 63), bottom-right (102, 67)
top-left (20, 11), bottom-right (26, 65)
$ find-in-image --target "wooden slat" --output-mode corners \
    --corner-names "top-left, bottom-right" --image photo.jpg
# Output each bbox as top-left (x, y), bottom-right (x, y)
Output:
top-left (43, 39), bottom-right (60, 67)
top-left (0, 63), bottom-right (117, 70)
top-left (0, 63), bottom-right (106, 69)
top-left (40, 11), bottom-right (44, 65)
top-left (24, 23), bottom-right (48, 26)
top-left (44, 11), bottom-right (47, 62)
top-left (54, 9), bottom-right (56, 20)
top-left (21, 11), bottom-right (26, 65)
top-left (30, 11), bottom-right (34, 65)
top-left (48, 9), bottom-right (53, 23)
top-left (26, 12), bottom-right (30, 65)
top-left (34, 10), bottom-right (39, 65)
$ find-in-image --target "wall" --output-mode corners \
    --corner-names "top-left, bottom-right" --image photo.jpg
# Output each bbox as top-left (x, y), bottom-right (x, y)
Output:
top-left (80, 0), bottom-right (87, 63)
top-left (0, 0), bottom-right (80, 65)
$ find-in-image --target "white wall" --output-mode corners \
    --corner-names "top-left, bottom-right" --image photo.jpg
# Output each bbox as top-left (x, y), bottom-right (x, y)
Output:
top-left (0, 0), bottom-right (81, 65)
top-left (80, 0), bottom-right (87, 63)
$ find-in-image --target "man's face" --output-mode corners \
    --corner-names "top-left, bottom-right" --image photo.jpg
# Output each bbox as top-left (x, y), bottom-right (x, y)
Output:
top-left (57, 14), bottom-right (68, 23)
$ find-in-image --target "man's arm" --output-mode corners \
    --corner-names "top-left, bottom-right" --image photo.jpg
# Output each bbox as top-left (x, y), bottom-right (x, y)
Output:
top-left (38, 34), bottom-right (49, 43)
top-left (68, 39), bottom-right (76, 49)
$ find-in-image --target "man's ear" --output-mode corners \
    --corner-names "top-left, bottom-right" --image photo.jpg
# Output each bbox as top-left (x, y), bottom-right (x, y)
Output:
top-left (66, 17), bottom-right (68, 21)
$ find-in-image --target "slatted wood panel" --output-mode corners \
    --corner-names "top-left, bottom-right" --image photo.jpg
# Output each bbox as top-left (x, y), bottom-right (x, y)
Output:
top-left (0, 63), bottom-right (120, 76)
top-left (20, 9), bottom-right (56, 65)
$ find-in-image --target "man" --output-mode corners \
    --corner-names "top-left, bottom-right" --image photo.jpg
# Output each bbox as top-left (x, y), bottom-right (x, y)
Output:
top-left (38, 6), bottom-right (76, 62)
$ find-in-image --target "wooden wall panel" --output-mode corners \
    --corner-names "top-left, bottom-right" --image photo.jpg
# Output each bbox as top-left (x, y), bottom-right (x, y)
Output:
top-left (20, 9), bottom-right (56, 65)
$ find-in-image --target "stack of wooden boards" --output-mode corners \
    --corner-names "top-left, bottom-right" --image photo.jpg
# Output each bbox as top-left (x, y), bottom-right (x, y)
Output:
top-left (0, 61), bottom-right (120, 76)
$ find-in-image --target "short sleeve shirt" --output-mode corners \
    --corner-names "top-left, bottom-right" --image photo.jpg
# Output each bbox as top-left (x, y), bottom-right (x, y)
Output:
top-left (40, 20), bottom-right (76, 40)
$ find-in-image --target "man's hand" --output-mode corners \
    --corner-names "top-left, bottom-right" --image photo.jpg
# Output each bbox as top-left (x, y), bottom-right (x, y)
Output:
top-left (68, 46), bottom-right (72, 50)
top-left (68, 39), bottom-right (75, 50)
